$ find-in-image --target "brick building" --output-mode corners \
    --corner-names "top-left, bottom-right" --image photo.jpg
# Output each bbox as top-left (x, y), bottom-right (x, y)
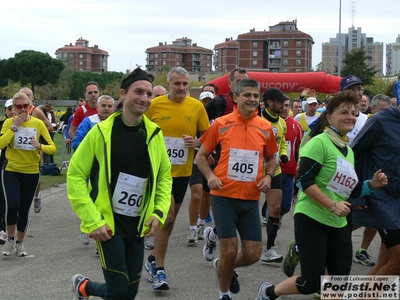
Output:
top-left (214, 20), bottom-right (314, 72)
top-left (145, 37), bottom-right (213, 75)
top-left (55, 38), bottom-right (109, 72)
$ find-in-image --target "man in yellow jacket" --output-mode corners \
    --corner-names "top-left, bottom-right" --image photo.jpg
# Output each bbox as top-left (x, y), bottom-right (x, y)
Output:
top-left (67, 67), bottom-right (172, 299)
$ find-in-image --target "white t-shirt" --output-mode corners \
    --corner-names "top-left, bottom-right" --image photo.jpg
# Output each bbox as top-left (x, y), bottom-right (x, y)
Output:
top-left (347, 112), bottom-right (368, 144)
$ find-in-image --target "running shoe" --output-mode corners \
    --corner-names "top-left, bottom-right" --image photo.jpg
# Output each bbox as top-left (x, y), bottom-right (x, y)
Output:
top-left (144, 259), bottom-right (156, 283)
top-left (16, 242), bottom-right (28, 257)
top-left (203, 227), bottom-right (217, 261)
top-left (197, 224), bottom-right (205, 240)
top-left (2, 238), bottom-right (15, 256)
top-left (80, 232), bottom-right (90, 245)
top-left (353, 250), bottom-right (375, 266)
top-left (0, 230), bottom-right (7, 244)
top-left (256, 282), bottom-right (273, 300)
top-left (152, 270), bottom-right (169, 290)
top-left (187, 229), bottom-right (197, 243)
top-left (205, 211), bottom-right (212, 223)
top-left (71, 274), bottom-right (89, 300)
top-left (34, 193), bottom-right (42, 213)
top-left (144, 236), bottom-right (154, 250)
top-left (282, 240), bottom-right (300, 277)
top-left (213, 258), bottom-right (240, 294)
top-left (261, 248), bottom-right (283, 263)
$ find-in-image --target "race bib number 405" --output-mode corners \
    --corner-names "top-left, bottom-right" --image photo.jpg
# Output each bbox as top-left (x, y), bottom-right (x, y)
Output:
top-left (112, 172), bottom-right (148, 217)
top-left (227, 148), bottom-right (259, 182)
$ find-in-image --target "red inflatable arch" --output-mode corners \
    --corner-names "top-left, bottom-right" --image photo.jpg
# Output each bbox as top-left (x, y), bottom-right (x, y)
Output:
top-left (208, 71), bottom-right (341, 95)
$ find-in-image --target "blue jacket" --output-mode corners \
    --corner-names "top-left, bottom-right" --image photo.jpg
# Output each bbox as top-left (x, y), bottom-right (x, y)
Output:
top-left (350, 107), bottom-right (400, 230)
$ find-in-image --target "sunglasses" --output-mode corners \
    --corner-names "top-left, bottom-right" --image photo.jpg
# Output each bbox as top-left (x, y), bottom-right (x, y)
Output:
top-left (14, 103), bottom-right (30, 109)
top-left (87, 91), bottom-right (99, 95)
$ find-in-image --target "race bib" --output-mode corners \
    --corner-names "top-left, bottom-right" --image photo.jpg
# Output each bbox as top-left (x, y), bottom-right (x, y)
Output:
top-left (327, 157), bottom-right (358, 197)
top-left (14, 127), bottom-right (36, 151)
top-left (227, 148), bottom-right (259, 182)
top-left (112, 172), bottom-right (148, 217)
top-left (164, 136), bottom-right (188, 165)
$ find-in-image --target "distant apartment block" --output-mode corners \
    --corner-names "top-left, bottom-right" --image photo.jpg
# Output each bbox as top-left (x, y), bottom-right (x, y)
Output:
top-left (145, 37), bottom-right (213, 75)
top-left (386, 34), bottom-right (400, 76)
top-left (214, 20), bottom-right (314, 72)
top-left (321, 26), bottom-right (384, 76)
top-left (55, 38), bottom-right (109, 72)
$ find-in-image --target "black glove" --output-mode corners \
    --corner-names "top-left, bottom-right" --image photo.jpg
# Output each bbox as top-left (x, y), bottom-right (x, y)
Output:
top-left (280, 155), bottom-right (289, 164)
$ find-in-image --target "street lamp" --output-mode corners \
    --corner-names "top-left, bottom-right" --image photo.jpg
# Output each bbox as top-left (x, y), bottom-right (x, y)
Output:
top-left (338, 0), bottom-right (342, 76)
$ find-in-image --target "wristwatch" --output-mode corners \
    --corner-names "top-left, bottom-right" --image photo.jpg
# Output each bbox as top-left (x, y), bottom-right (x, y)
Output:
top-left (11, 125), bottom-right (19, 132)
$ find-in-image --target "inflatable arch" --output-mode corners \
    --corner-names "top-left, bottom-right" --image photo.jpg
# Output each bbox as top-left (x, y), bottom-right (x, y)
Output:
top-left (208, 72), bottom-right (341, 95)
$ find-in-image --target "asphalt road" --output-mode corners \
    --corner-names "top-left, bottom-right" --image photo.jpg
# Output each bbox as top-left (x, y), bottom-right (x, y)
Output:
top-left (1, 183), bottom-right (381, 300)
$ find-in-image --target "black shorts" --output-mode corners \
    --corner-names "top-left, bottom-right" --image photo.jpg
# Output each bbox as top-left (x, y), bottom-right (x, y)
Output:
top-left (189, 163), bottom-right (203, 187)
top-left (271, 173), bottom-right (282, 190)
top-left (211, 195), bottom-right (262, 241)
top-left (377, 229), bottom-right (400, 249)
top-left (172, 176), bottom-right (190, 204)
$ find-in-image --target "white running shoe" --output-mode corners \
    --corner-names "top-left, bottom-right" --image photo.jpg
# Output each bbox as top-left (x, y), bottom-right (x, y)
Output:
top-left (187, 229), bottom-right (198, 243)
top-left (16, 242), bottom-right (28, 257)
top-left (261, 248), bottom-right (283, 263)
top-left (203, 227), bottom-right (217, 261)
top-left (2, 239), bottom-right (15, 256)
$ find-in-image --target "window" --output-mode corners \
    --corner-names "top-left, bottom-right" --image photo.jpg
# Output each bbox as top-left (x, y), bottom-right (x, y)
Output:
top-left (283, 50), bottom-right (288, 56)
top-left (155, 54), bottom-right (158, 58)
top-left (296, 41), bottom-right (301, 46)
top-left (176, 62), bottom-right (180, 66)
top-left (296, 60), bottom-right (301, 65)
top-left (283, 59), bottom-right (288, 65)
top-left (176, 54), bottom-right (179, 58)
top-left (296, 51), bottom-right (301, 56)
top-left (283, 41), bottom-right (288, 47)
top-left (79, 54), bottom-right (83, 58)
top-left (162, 53), bottom-right (167, 58)
top-left (79, 61), bottom-right (83, 65)
top-left (253, 60), bottom-right (258, 66)
top-left (253, 51), bottom-right (258, 57)
top-left (155, 61), bottom-right (158, 65)
top-left (253, 42), bottom-right (258, 47)
top-left (163, 61), bottom-right (166, 65)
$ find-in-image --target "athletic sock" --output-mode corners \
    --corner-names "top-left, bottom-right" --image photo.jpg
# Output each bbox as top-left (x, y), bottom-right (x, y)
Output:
top-left (266, 285), bottom-right (278, 300)
top-left (148, 254), bottom-right (155, 263)
top-left (266, 216), bottom-right (280, 249)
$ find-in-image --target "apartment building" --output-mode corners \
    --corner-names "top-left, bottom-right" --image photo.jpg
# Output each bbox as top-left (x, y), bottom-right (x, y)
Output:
top-left (145, 37), bottom-right (213, 75)
top-left (386, 34), bottom-right (400, 76)
top-left (214, 20), bottom-right (314, 72)
top-left (55, 38), bottom-right (109, 73)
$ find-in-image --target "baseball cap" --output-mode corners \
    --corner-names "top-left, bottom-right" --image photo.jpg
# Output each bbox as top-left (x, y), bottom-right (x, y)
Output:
top-left (4, 99), bottom-right (13, 108)
top-left (263, 88), bottom-right (289, 102)
top-left (340, 75), bottom-right (363, 91)
top-left (306, 97), bottom-right (318, 104)
top-left (199, 91), bottom-right (214, 100)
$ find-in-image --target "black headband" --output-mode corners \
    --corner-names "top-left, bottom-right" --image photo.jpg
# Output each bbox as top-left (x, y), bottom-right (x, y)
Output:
top-left (120, 68), bottom-right (153, 90)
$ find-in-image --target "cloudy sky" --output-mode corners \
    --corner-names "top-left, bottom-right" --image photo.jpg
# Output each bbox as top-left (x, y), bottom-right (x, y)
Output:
top-left (2, 0), bottom-right (398, 74)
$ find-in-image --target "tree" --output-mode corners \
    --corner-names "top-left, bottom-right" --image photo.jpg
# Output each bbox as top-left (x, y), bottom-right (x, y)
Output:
top-left (341, 48), bottom-right (379, 86)
top-left (3, 50), bottom-right (64, 95)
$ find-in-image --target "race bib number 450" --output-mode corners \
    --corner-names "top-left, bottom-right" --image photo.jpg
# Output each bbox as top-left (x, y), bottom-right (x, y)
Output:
top-left (164, 137), bottom-right (188, 165)
top-left (227, 148), bottom-right (259, 182)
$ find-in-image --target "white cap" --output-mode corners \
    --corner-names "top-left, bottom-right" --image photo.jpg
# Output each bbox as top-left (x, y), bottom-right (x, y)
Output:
top-left (306, 97), bottom-right (318, 104)
top-left (4, 99), bottom-right (13, 108)
top-left (199, 91), bottom-right (214, 100)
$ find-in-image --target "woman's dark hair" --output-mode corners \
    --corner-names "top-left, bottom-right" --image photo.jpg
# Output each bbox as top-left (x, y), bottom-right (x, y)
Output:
top-left (325, 90), bottom-right (359, 115)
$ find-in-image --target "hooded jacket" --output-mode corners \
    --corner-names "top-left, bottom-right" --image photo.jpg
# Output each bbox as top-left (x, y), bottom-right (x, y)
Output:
top-left (350, 107), bottom-right (400, 230)
top-left (67, 111), bottom-right (172, 237)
